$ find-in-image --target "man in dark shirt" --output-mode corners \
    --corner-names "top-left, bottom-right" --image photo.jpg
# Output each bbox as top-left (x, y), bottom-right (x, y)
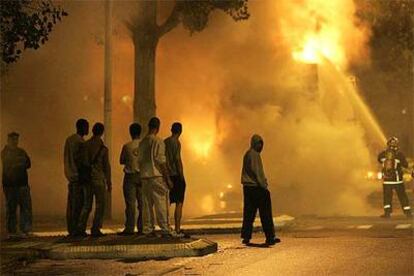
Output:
top-left (76, 123), bottom-right (112, 237)
top-left (63, 119), bottom-right (89, 236)
top-left (241, 134), bottom-right (280, 246)
top-left (1, 132), bottom-right (32, 237)
top-left (165, 122), bottom-right (186, 237)
top-left (378, 137), bottom-right (412, 218)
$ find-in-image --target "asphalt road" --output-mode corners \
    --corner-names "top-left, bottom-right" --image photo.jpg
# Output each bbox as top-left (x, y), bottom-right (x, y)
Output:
top-left (7, 228), bottom-right (413, 276)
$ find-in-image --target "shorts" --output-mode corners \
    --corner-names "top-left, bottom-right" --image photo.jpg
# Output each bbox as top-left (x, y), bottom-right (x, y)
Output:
top-left (169, 175), bottom-right (186, 204)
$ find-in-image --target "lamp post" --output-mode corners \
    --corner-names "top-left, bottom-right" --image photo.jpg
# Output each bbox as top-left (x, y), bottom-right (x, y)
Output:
top-left (104, 0), bottom-right (112, 219)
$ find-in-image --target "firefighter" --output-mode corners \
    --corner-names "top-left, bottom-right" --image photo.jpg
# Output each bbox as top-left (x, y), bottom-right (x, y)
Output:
top-left (378, 137), bottom-right (412, 218)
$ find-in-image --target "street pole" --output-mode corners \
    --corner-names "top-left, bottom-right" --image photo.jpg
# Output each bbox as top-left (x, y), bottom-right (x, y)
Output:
top-left (104, 0), bottom-right (112, 219)
top-left (411, 13), bottom-right (414, 157)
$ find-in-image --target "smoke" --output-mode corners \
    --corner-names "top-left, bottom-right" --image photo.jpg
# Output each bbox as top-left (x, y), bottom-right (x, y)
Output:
top-left (1, 0), bottom-right (379, 219)
top-left (155, 0), bottom-right (377, 216)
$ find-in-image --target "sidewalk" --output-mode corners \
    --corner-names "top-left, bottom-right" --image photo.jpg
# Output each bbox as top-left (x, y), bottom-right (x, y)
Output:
top-left (0, 214), bottom-right (295, 272)
top-left (1, 234), bottom-right (217, 273)
top-left (27, 214), bottom-right (296, 237)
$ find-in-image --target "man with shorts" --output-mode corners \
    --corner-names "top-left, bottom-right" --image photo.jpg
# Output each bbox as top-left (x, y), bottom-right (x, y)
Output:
top-left (165, 122), bottom-right (187, 237)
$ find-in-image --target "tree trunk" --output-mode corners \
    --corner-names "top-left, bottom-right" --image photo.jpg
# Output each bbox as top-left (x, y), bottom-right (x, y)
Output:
top-left (133, 35), bottom-right (158, 128)
top-left (132, 1), bottom-right (159, 129)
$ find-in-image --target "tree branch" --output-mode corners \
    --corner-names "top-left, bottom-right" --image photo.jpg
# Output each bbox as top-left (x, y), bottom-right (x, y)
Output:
top-left (157, 1), bottom-right (182, 38)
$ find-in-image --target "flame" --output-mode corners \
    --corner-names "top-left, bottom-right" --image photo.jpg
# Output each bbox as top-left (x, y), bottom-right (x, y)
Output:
top-left (182, 114), bottom-right (216, 160)
top-left (281, 0), bottom-right (367, 69)
top-left (366, 171), bottom-right (374, 179)
top-left (191, 138), bottom-right (214, 160)
top-left (292, 32), bottom-right (344, 66)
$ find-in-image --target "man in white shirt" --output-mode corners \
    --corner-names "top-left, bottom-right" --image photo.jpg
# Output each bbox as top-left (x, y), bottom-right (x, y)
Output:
top-left (138, 117), bottom-right (172, 237)
top-left (118, 123), bottom-right (143, 235)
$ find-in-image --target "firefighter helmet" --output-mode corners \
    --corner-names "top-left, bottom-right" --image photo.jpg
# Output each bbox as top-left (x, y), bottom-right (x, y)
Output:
top-left (387, 136), bottom-right (399, 150)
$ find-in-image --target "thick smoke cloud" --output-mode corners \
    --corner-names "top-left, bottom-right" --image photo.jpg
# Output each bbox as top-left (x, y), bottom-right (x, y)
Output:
top-left (1, 0), bottom-right (378, 219)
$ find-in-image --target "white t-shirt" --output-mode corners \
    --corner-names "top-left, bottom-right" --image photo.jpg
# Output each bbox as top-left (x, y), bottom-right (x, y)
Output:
top-left (120, 139), bottom-right (140, 174)
top-left (138, 134), bottom-right (166, 178)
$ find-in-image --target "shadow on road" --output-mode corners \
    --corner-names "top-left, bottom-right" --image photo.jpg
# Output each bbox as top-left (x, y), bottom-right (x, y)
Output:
top-left (245, 242), bottom-right (269, 248)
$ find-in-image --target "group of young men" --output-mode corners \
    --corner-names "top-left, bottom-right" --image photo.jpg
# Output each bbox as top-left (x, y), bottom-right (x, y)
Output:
top-left (63, 117), bottom-right (187, 238)
top-left (1, 122), bottom-right (412, 244)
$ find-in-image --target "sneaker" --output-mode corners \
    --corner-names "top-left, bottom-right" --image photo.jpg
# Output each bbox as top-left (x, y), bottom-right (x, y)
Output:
top-left (73, 231), bottom-right (88, 238)
top-left (91, 230), bottom-right (105, 238)
top-left (117, 230), bottom-right (134, 236)
top-left (161, 233), bottom-right (174, 239)
top-left (171, 230), bottom-right (185, 238)
top-left (242, 239), bottom-right (250, 245)
top-left (145, 232), bottom-right (157, 238)
top-left (8, 233), bottom-right (19, 239)
top-left (265, 237), bottom-right (281, 245)
top-left (21, 232), bottom-right (34, 238)
top-left (181, 231), bottom-right (191, 238)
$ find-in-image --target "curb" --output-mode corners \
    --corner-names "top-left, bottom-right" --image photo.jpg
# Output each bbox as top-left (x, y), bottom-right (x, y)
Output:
top-left (46, 239), bottom-right (217, 260)
top-left (183, 221), bottom-right (295, 235)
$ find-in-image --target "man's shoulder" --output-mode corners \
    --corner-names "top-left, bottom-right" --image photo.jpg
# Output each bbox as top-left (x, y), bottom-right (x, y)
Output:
top-left (139, 136), bottom-right (150, 145)
top-left (378, 150), bottom-right (386, 156)
top-left (17, 147), bottom-right (28, 155)
top-left (84, 138), bottom-right (93, 146)
top-left (66, 133), bottom-right (83, 143)
top-left (245, 148), bottom-right (256, 156)
top-left (126, 139), bottom-right (140, 148)
top-left (396, 151), bottom-right (406, 159)
top-left (164, 136), bottom-right (177, 146)
top-left (243, 149), bottom-right (252, 160)
top-left (149, 135), bottom-right (164, 145)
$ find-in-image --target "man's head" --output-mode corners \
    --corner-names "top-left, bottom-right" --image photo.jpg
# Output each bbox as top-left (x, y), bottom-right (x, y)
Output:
top-left (250, 134), bottom-right (264, 153)
top-left (7, 132), bottom-right (19, 148)
top-left (129, 123), bottom-right (142, 139)
top-left (76, 118), bottom-right (89, 137)
top-left (92, 123), bottom-right (105, 137)
top-left (148, 117), bottom-right (161, 134)
top-left (171, 122), bottom-right (182, 137)
top-left (387, 136), bottom-right (399, 151)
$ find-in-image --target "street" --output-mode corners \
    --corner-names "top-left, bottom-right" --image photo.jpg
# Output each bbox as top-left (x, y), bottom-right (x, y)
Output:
top-left (6, 222), bottom-right (413, 275)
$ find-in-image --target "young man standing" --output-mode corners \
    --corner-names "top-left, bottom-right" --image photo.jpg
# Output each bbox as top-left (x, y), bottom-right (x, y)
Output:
top-left (76, 123), bottom-right (112, 237)
top-left (118, 123), bottom-right (143, 235)
top-left (165, 122), bottom-right (186, 237)
top-left (241, 134), bottom-right (280, 246)
top-left (63, 118), bottom-right (89, 236)
top-left (1, 132), bottom-right (32, 237)
top-left (138, 117), bottom-right (173, 238)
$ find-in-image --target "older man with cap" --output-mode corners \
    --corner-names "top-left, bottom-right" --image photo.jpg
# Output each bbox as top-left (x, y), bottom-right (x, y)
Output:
top-left (1, 132), bottom-right (32, 237)
top-left (241, 134), bottom-right (280, 246)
